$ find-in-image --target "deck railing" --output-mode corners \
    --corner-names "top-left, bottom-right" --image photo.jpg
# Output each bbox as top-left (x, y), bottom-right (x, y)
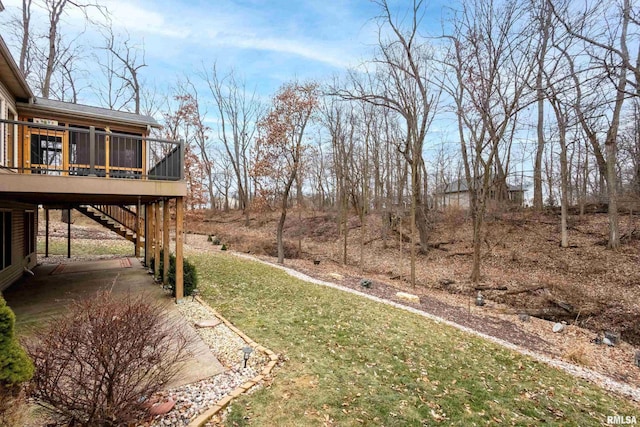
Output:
top-left (0, 119), bottom-right (184, 181)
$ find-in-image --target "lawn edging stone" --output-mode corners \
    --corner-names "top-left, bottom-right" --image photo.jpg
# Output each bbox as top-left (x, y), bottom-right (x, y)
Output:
top-left (187, 296), bottom-right (279, 427)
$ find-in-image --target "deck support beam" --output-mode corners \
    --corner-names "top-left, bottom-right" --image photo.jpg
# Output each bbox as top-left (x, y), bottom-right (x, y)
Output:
top-left (162, 199), bottom-right (170, 288)
top-left (45, 208), bottom-right (49, 258)
top-left (144, 204), bottom-right (152, 268)
top-left (135, 198), bottom-right (141, 258)
top-left (67, 208), bottom-right (71, 258)
top-left (175, 197), bottom-right (184, 302)
top-left (154, 201), bottom-right (161, 280)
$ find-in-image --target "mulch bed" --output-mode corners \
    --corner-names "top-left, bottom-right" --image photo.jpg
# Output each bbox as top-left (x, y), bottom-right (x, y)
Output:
top-left (293, 264), bottom-right (554, 356)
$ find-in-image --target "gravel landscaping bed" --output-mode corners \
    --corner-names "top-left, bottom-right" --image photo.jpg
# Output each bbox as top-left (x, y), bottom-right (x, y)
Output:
top-left (146, 301), bottom-right (269, 426)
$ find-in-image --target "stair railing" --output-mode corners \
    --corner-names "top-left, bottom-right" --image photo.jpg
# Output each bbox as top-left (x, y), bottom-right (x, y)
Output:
top-left (90, 205), bottom-right (140, 235)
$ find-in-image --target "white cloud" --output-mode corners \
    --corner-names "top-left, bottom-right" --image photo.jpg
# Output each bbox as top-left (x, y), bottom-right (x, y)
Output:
top-left (211, 34), bottom-right (352, 69)
top-left (95, 0), bottom-right (191, 39)
top-left (97, 0), bottom-right (368, 69)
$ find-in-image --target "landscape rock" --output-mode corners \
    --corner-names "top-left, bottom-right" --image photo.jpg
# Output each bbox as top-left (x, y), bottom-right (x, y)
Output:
top-left (518, 313), bottom-right (530, 322)
top-left (604, 331), bottom-right (620, 345)
top-left (149, 398), bottom-right (175, 416)
top-left (195, 319), bottom-right (221, 328)
top-left (603, 337), bottom-right (614, 347)
top-left (396, 292), bottom-right (420, 304)
top-left (328, 273), bottom-right (344, 280)
top-left (635, 351), bottom-right (640, 368)
top-left (552, 323), bottom-right (565, 333)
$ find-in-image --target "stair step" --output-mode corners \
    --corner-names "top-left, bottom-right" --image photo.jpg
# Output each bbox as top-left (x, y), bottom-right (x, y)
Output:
top-left (77, 205), bottom-right (143, 245)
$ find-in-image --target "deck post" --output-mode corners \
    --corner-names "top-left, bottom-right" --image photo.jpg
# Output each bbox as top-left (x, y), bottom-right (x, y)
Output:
top-left (179, 139), bottom-right (185, 181)
top-left (175, 197), bottom-right (184, 302)
top-left (162, 199), bottom-right (170, 288)
top-left (154, 201), bottom-right (161, 280)
top-left (135, 198), bottom-right (141, 258)
top-left (144, 204), bottom-right (151, 267)
top-left (89, 126), bottom-right (96, 176)
top-left (45, 208), bottom-right (49, 258)
top-left (67, 208), bottom-right (71, 258)
top-left (149, 203), bottom-right (156, 271)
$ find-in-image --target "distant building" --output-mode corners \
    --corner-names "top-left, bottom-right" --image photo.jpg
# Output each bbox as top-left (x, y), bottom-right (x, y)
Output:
top-left (434, 178), bottom-right (525, 209)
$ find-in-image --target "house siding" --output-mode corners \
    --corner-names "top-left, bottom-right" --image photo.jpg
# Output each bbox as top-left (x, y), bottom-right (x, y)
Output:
top-left (0, 201), bottom-right (37, 291)
top-left (0, 79), bottom-right (17, 111)
top-left (440, 191), bottom-right (471, 209)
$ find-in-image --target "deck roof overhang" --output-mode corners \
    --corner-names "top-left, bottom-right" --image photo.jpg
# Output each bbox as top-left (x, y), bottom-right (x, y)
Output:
top-left (17, 97), bottom-right (160, 131)
top-left (0, 173), bottom-right (186, 205)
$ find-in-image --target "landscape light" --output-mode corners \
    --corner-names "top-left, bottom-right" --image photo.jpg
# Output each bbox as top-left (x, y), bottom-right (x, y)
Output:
top-left (243, 346), bottom-right (253, 368)
top-left (475, 292), bottom-right (485, 307)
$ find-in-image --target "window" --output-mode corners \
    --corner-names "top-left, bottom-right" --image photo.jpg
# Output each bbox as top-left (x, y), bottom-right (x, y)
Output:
top-left (24, 211), bottom-right (35, 256)
top-left (0, 211), bottom-right (11, 270)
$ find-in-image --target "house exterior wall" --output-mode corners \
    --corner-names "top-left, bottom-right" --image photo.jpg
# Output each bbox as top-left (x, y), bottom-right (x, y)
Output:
top-left (0, 78), bottom-right (18, 168)
top-left (0, 201), bottom-right (37, 291)
top-left (440, 191), bottom-right (471, 209)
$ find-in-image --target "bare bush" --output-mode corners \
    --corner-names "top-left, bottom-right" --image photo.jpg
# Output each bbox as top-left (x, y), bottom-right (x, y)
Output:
top-left (27, 291), bottom-right (191, 426)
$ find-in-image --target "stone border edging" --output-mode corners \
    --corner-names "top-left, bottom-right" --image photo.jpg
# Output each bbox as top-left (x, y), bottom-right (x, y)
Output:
top-left (187, 296), bottom-right (279, 427)
top-left (229, 251), bottom-right (640, 402)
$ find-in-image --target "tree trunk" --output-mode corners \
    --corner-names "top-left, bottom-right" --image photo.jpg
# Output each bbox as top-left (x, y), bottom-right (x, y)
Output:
top-left (277, 174), bottom-right (295, 264)
top-left (533, 1), bottom-right (550, 211)
top-left (470, 212), bottom-right (483, 283)
top-left (534, 89), bottom-right (545, 210)
top-left (559, 122), bottom-right (569, 248)
top-left (19, 0), bottom-right (32, 77)
top-left (606, 142), bottom-right (620, 249)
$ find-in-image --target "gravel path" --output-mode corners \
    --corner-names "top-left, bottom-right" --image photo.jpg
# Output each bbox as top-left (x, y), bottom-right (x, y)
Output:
top-left (230, 251), bottom-right (640, 403)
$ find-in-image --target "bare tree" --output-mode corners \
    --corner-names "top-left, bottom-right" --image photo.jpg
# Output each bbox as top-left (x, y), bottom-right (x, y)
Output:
top-left (204, 64), bottom-right (261, 224)
top-left (550, 0), bottom-right (636, 249)
top-left (40, 0), bottom-right (98, 98)
top-left (17, 0), bottom-right (33, 78)
top-left (4, 0), bottom-right (105, 100)
top-left (334, 0), bottom-right (440, 287)
top-left (320, 97), bottom-right (355, 265)
top-left (96, 21), bottom-right (147, 113)
top-left (443, 0), bottom-right (536, 282)
top-left (531, 0), bottom-right (554, 210)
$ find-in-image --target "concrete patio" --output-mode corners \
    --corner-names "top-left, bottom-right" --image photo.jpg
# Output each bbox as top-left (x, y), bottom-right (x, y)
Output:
top-left (2, 257), bottom-right (224, 388)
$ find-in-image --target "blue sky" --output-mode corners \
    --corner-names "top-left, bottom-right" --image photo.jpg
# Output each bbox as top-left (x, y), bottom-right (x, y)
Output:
top-left (1, 0), bottom-right (451, 102)
top-left (99, 0), bottom-right (380, 92)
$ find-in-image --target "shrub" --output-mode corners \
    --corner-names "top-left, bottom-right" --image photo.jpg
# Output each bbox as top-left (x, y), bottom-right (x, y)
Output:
top-left (221, 244), bottom-right (228, 251)
top-left (152, 250), bottom-right (198, 297)
top-left (27, 291), bottom-right (191, 426)
top-left (0, 296), bottom-right (33, 425)
top-left (168, 256), bottom-right (198, 297)
top-left (0, 296), bottom-right (33, 385)
top-left (207, 235), bottom-right (213, 242)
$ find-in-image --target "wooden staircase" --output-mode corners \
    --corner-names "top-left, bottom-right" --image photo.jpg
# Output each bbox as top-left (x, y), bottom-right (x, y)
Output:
top-left (76, 204), bottom-right (143, 245)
